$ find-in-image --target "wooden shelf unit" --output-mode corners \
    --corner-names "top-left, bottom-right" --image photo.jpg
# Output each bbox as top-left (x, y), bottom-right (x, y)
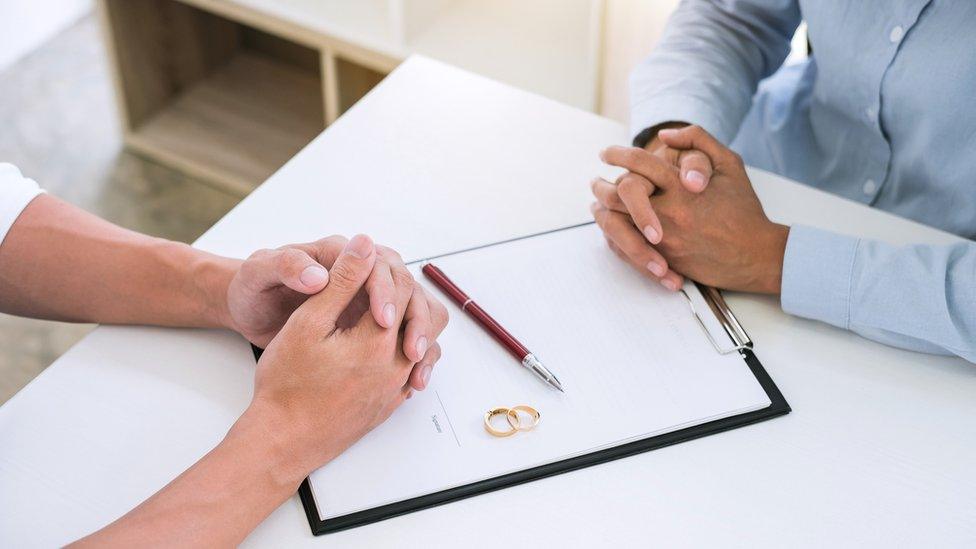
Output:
top-left (98, 0), bottom-right (604, 194)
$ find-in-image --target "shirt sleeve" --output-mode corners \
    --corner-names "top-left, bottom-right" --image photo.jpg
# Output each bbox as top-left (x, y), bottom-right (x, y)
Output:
top-left (629, 0), bottom-right (801, 145)
top-left (0, 163), bottom-right (44, 248)
top-left (782, 225), bottom-right (976, 362)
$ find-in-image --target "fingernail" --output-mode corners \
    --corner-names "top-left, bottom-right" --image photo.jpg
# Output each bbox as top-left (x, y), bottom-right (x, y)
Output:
top-left (299, 265), bottom-right (328, 287)
top-left (658, 128), bottom-right (677, 138)
top-left (383, 303), bottom-right (396, 327)
top-left (646, 260), bottom-right (666, 277)
top-left (343, 234), bottom-right (372, 258)
top-left (406, 390), bottom-right (414, 400)
top-left (643, 225), bottom-right (660, 244)
top-left (662, 279), bottom-right (679, 291)
top-left (421, 364), bottom-right (432, 387)
top-left (685, 170), bottom-right (707, 190)
top-left (416, 336), bottom-right (428, 358)
top-left (599, 149), bottom-right (607, 161)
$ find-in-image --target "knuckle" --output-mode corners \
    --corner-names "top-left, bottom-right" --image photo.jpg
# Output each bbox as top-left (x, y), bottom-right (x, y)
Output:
top-left (275, 248), bottom-right (305, 274)
top-left (431, 301), bottom-right (449, 330)
top-left (328, 260), bottom-right (360, 286)
top-left (392, 267), bottom-right (415, 288)
top-left (615, 233), bottom-right (645, 257)
top-left (610, 193), bottom-right (626, 209)
top-left (681, 150), bottom-right (703, 167)
top-left (730, 151), bottom-right (745, 167)
top-left (595, 214), bottom-right (613, 232)
top-left (247, 248), bottom-right (274, 262)
top-left (608, 216), bottom-right (632, 238)
top-left (275, 247), bottom-right (303, 268)
top-left (621, 148), bottom-right (643, 165)
top-left (617, 174), bottom-right (637, 193)
top-left (594, 181), bottom-right (614, 200)
top-left (591, 205), bottom-right (608, 224)
top-left (412, 280), bottom-right (428, 299)
top-left (626, 241), bottom-right (651, 260)
top-left (320, 234), bottom-right (347, 250)
top-left (381, 246), bottom-right (403, 263)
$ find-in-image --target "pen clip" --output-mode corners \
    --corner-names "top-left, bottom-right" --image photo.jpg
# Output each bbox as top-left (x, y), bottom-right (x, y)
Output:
top-left (680, 285), bottom-right (753, 356)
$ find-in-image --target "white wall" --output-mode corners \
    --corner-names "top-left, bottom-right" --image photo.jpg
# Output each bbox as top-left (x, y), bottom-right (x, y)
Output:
top-left (600, 0), bottom-right (681, 122)
top-left (0, 0), bottom-right (92, 73)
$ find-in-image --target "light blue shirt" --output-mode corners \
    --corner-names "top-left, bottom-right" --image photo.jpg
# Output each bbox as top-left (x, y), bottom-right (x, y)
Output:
top-left (630, 0), bottom-right (976, 362)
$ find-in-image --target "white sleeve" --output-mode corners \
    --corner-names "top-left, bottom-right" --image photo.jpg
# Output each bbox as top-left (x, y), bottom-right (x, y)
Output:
top-left (0, 163), bottom-right (44, 248)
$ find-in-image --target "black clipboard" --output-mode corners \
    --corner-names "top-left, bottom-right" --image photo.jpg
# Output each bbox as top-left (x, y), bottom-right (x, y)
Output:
top-left (251, 223), bottom-right (791, 535)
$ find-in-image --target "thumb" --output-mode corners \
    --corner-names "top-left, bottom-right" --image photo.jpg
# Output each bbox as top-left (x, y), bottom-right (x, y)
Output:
top-left (270, 247), bottom-right (330, 294)
top-left (677, 149), bottom-right (713, 192)
top-left (297, 234), bottom-right (376, 333)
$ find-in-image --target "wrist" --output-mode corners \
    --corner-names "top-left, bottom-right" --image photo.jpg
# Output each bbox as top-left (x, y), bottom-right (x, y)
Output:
top-left (754, 223), bottom-right (790, 294)
top-left (229, 400), bottom-right (318, 489)
top-left (189, 251), bottom-right (242, 331)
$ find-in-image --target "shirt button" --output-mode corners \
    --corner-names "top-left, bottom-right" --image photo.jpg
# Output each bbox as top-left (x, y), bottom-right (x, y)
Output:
top-left (889, 25), bottom-right (904, 43)
top-left (865, 106), bottom-right (876, 119)
top-left (863, 179), bottom-right (878, 195)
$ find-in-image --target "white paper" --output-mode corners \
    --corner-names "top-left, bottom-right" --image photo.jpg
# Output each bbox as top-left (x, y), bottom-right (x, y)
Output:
top-left (308, 224), bottom-right (771, 519)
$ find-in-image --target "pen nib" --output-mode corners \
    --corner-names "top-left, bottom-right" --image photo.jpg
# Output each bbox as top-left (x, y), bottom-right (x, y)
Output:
top-left (523, 353), bottom-right (565, 394)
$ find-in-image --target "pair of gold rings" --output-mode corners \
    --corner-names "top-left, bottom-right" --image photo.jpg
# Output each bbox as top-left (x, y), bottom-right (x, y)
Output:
top-left (484, 405), bottom-right (541, 437)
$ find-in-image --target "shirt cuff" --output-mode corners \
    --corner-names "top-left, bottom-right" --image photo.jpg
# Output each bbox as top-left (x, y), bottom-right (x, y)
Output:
top-left (781, 225), bottom-right (860, 329)
top-left (629, 94), bottom-right (738, 147)
top-left (0, 163), bottom-right (44, 248)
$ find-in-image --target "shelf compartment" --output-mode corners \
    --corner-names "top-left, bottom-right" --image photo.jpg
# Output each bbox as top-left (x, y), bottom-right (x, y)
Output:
top-left (101, 0), bottom-right (325, 194)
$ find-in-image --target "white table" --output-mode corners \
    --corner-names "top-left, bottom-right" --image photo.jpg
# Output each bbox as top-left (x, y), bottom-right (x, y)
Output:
top-left (2, 56), bottom-right (974, 548)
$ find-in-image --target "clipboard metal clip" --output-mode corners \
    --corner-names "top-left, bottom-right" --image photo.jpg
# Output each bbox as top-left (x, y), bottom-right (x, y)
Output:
top-left (680, 284), bottom-right (754, 356)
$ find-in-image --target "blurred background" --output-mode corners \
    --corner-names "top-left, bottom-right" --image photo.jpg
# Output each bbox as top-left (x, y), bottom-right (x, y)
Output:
top-left (0, 0), bottom-right (806, 403)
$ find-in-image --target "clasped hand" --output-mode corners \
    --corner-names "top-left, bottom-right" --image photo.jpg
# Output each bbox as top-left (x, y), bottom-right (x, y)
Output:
top-left (591, 125), bottom-right (789, 294)
top-left (245, 234), bottom-right (449, 477)
top-left (216, 234), bottom-right (449, 481)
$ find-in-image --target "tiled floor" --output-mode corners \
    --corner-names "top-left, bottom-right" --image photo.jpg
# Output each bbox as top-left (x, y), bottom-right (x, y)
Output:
top-left (0, 15), bottom-right (242, 403)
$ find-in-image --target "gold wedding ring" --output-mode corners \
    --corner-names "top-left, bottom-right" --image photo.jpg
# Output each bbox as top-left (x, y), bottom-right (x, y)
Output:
top-left (484, 405), bottom-right (541, 437)
top-left (506, 405), bottom-right (541, 432)
top-left (484, 407), bottom-right (520, 437)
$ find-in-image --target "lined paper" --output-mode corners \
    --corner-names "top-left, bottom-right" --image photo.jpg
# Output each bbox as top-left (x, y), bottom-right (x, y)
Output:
top-left (307, 224), bottom-right (770, 519)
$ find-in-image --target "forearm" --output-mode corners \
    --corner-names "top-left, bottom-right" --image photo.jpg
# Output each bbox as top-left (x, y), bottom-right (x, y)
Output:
top-left (0, 194), bottom-right (238, 328)
top-left (782, 226), bottom-right (976, 362)
top-left (71, 404), bottom-right (308, 548)
top-left (629, 0), bottom-right (800, 143)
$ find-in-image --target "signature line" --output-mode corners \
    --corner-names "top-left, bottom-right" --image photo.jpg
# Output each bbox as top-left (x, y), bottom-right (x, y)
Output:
top-left (434, 390), bottom-right (461, 448)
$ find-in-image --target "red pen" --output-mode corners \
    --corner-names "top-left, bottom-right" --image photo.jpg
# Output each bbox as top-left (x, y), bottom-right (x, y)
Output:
top-left (422, 263), bottom-right (564, 392)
